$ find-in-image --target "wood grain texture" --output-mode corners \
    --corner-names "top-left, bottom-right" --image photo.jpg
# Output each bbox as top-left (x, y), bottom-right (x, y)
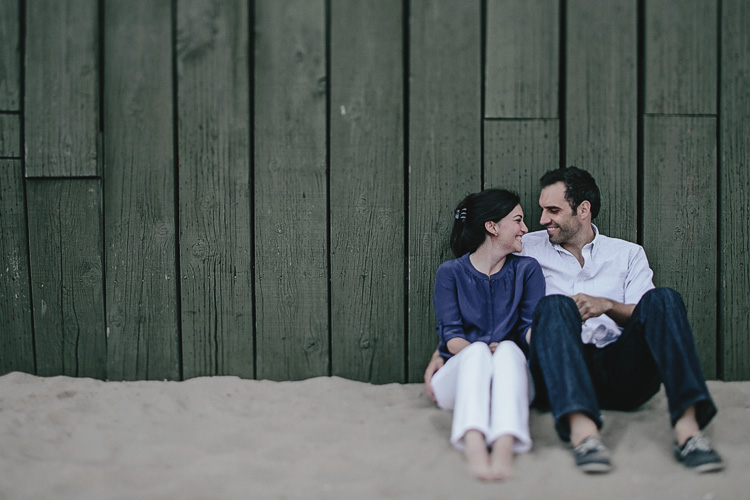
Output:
top-left (25, 0), bottom-right (99, 177)
top-left (643, 116), bottom-right (717, 378)
top-left (330, 0), bottom-right (404, 383)
top-left (645, 0), bottom-right (717, 115)
top-left (103, 0), bottom-right (179, 381)
top-left (408, 0), bottom-right (481, 382)
top-left (0, 159), bottom-right (34, 374)
top-left (177, 0), bottom-right (253, 379)
top-left (485, 0), bottom-right (559, 118)
top-left (27, 180), bottom-right (106, 378)
top-left (719, 0), bottom-right (750, 380)
top-left (0, 113), bottom-right (20, 157)
top-left (565, 0), bottom-right (637, 241)
top-left (484, 119), bottom-right (559, 233)
top-left (0, 0), bottom-right (20, 110)
top-left (254, 0), bottom-right (328, 380)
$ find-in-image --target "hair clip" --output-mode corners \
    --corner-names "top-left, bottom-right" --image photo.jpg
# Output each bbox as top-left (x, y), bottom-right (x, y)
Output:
top-left (454, 208), bottom-right (467, 221)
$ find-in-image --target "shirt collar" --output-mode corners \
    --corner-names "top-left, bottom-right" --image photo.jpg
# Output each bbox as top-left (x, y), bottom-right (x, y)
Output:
top-left (549, 223), bottom-right (600, 256)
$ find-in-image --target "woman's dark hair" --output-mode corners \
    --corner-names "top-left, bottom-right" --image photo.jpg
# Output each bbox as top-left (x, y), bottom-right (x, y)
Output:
top-left (449, 188), bottom-right (521, 258)
top-left (539, 166), bottom-right (601, 219)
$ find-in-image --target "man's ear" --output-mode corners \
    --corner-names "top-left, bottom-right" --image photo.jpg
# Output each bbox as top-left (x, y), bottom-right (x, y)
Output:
top-left (577, 200), bottom-right (591, 219)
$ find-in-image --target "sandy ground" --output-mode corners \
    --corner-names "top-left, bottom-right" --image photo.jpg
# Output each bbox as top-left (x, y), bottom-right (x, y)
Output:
top-left (0, 372), bottom-right (748, 500)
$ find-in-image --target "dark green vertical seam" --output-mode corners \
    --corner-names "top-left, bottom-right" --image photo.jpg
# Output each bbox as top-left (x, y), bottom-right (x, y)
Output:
top-left (171, 0), bottom-right (184, 380)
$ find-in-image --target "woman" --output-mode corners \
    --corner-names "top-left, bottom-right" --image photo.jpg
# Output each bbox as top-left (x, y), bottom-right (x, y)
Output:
top-left (431, 188), bottom-right (545, 481)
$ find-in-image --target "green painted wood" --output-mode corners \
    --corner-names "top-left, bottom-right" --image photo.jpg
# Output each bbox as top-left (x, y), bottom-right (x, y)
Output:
top-left (565, 0), bottom-right (637, 241)
top-left (25, 0), bottom-right (98, 177)
top-left (720, 0), bottom-right (750, 381)
top-left (408, 0), bottom-right (481, 383)
top-left (27, 179), bottom-right (106, 378)
top-left (254, 0), bottom-right (328, 381)
top-left (0, 0), bottom-right (20, 110)
top-left (484, 120), bottom-right (559, 233)
top-left (330, 0), bottom-right (404, 383)
top-left (0, 113), bottom-right (20, 157)
top-left (485, 0), bottom-right (558, 118)
top-left (103, 0), bottom-right (179, 381)
top-left (643, 116), bottom-right (717, 378)
top-left (645, 0), bottom-right (717, 115)
top-left (176, 0), bottom-right (253, 379)
top-left (0, 159), bottom-right (34, 374)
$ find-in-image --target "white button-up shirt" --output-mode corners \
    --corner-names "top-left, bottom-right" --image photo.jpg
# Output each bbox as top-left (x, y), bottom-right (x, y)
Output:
top-left (519, 225), bottom-right (655, 347)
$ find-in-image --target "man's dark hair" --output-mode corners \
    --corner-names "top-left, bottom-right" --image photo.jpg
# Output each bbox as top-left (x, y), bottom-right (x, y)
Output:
top-left (539, 166), bottom-right (601, 220)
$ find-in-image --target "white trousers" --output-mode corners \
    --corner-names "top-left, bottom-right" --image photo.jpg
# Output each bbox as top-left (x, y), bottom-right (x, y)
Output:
top-left (432, 341), bottom-right (533, 453)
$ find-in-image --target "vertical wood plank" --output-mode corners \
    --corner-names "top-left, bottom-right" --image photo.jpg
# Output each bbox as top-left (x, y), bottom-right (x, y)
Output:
top-left (27, 179), bottom-right (106, 378)
top-left (0, 114), bottom-right (21, 157)
top-left (484, 120), bottom-right (559, 232)
top-left (104, 0), bottom-right (179, 381)
top-left (643, 116), bottom-right (717, 377)
top-left (720, 0), bottom-right (750, 380)
top-left (566, 0), bottom-right (637, 241)
top-left (177, 0), bottom-right (253, 379)
top-left (25, 0), bottom-right (99, 177)
top-left (645, 0), bottom-right (717, 115)
top-left (485, 0), bottom-right (559, 118)
top-left (254, 0), bottom-right (328, 380)
top-left (408, 0), bottom-right (481, 382)
top-left (0, 0), bottom-right (20, 110)
top-left (0, 159), bottom-right (34, 374)
top-left (330, 0), bottom-right (404, 383)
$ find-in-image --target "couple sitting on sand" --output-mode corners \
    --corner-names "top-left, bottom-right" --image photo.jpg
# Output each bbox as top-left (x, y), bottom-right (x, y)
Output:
top-left (423, 167), bottom-right (723, 481)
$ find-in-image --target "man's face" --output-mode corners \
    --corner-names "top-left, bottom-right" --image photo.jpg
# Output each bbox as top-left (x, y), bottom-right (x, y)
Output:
top-left (538, 182), bottom-right (583, 245)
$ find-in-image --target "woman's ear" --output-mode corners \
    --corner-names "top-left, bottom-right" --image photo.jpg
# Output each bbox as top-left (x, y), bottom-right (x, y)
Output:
top-left (484, 220), bottom-right (497, 236)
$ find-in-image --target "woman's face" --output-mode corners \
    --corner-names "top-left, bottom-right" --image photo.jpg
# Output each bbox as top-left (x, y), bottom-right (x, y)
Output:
top-left (492, 204), bottom-right (528, 254)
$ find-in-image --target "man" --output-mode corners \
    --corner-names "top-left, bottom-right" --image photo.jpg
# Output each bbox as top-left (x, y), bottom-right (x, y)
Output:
top-left (424, 167), bottom-right (723, 474)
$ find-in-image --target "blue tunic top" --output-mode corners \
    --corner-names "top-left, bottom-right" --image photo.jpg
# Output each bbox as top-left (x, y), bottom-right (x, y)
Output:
top-left (433, 253), bottom-right (545, 360)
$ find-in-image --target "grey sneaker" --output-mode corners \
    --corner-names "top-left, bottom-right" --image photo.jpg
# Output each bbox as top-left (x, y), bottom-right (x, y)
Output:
top-left (573, 436), bottom-right (612, 473)
top-left (674, 433), bottom-right (724, 473)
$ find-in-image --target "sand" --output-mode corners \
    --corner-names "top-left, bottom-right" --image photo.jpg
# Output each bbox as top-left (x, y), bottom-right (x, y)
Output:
top-left (0, 372), bottom-right (748, 500)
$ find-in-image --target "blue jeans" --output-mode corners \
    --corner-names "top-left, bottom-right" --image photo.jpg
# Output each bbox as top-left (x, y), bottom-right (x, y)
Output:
top-left (529, 288), bottom-right (717, 442)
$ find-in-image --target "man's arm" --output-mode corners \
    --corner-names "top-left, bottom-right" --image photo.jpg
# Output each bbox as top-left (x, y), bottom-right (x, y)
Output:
top-left (571, 293), bottom-right (635, 327)
top-left (423, 348), bottom-right (445, 403)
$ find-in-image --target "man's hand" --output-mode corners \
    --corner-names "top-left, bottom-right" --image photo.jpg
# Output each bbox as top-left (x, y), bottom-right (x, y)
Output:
top-left (423, 349), bottom-right (444, 403)
top-left (570, 293), bottom-right (635, 326)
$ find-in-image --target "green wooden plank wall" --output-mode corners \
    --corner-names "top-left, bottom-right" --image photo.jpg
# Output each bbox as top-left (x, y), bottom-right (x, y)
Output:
top-left (1, 0), bottom-right (749, 382)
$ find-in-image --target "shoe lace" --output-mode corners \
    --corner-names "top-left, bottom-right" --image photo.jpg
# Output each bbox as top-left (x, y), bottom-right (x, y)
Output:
top-left (681, 434), bottom-right (712, 457)
top-left (576, 437), bottom-right (605, 455)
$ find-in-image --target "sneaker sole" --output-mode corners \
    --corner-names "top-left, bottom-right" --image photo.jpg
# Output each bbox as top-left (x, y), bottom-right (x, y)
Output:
top-left (579, 462), bottom-right (612, 473)
top-left (694, 462), bottom-right (724, 474)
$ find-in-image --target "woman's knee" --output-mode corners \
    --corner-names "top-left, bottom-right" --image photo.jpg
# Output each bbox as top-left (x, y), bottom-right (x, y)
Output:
top-left (492, 340), bottom-right (525, 364)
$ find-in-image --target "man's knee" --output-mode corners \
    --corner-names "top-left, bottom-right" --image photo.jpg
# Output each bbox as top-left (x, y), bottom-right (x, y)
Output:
top-left (641, 287), bottom-right (684, 310)
top-left (533, 295), bottom-right (581, 342)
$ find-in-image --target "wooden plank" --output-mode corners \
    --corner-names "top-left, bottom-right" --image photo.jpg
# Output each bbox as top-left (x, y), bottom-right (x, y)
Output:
top-left (254, 0), bottom-right (328, 380)
top-left (330, 0), bottom-right (404, 383)
top-left (565, 0), bottom-right (637, 241)
top-left (0, 159), bottom-right (34, 374)
top-left (720, 0), bottom-right (750, 380)
top-left (25, 0), bottom-right (99, 177)
top-left (0, 113), bottom-right (21, 157)
top-left (0, 0), bottom-right (20, 110)
top-left (645, 0), bottom-right (717, 115)
top-left (408, 0), bottom-right (481, 383)
top-left (103, 0), bottom-right (179, 381)
top-left (176, 0), bottom-right (253, 379)
top-left (485, 0), bottom-right (559, 118)
top-left (484, 119), bottom-right (559, 233)
top-left (27, 179), bottom-right (106, 378)
top-left (643, 116), bottom-right (717, 378)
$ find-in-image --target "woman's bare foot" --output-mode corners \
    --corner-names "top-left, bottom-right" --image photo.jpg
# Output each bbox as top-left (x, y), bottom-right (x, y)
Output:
top-left (489, 434), bottom-right (515, 480)
top-left (463, 430), bottom-right (493, 481)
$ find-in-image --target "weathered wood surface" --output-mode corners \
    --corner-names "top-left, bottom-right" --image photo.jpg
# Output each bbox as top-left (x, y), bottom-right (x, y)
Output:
top-left (330, 0), bottom-right (405, 383)
top-left (720, 0), bottom-right (750, 381)
top-left (645, 0), bottom-right (717, 115)
top-left (103, 0), bottom-right (179, 381)
top-left (25, 0), bottom-right (99, 177)
top-left (0, 113), bottom-right (20, 157)
top-left (177, 0), bottom-right (253, 379)
top-left (0, 0), bottom-right (20, 110)
top-left (643, 117), bottom-right (717, 378)
top-left (565, 0), bottom-right (637, 241)
top-left (254, 0), bottom-right (328, 381)
top-left (0, 159), bottom-right (34, 373)
top-left (408, 0), bottom-right (482, 382)
top-left (484, 120), bottom-right (559, 232)
top-left (27, 179), bottom-right (106, 378)
top-left (485, 0), bottom-right (559, 118)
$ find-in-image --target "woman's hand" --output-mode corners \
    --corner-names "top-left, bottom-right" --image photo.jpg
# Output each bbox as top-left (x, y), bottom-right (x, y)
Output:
top-left (423, 349), bottom-right (445, 403)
